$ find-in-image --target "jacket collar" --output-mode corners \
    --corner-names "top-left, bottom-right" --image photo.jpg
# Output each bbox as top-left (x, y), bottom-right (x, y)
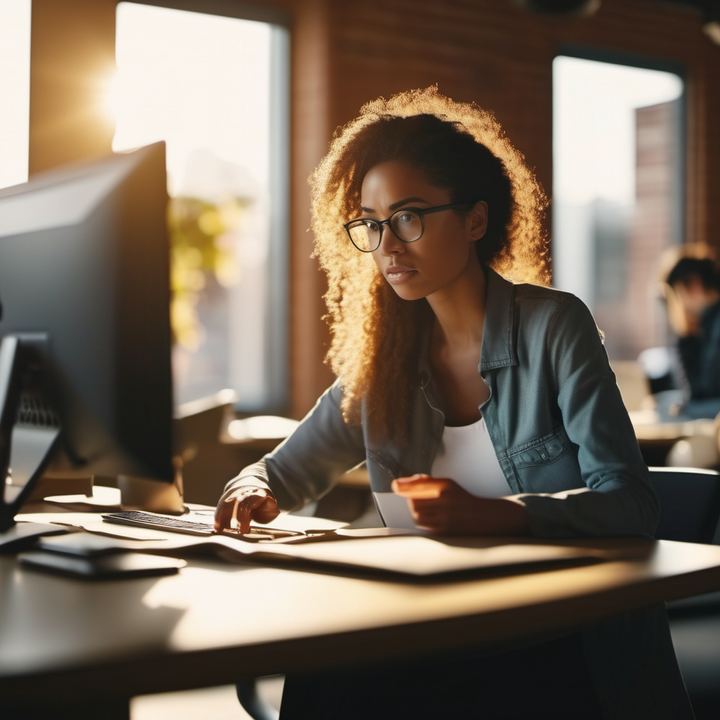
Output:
top-left (480, 265), bottom-right (518, 371)
top-left (418, 264), bottom-right (517, 387)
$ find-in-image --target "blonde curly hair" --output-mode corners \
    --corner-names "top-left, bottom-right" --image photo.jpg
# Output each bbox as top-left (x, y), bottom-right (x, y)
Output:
top-left (310, 86), bottom-right (549, 442)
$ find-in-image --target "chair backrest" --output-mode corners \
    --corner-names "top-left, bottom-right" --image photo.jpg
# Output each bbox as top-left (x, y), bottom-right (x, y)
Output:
top-left (649, 466), bottom-right (720, 544)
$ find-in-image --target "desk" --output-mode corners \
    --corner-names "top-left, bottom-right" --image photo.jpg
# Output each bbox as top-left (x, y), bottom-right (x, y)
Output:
top-left (3, 531), bottom-right (720, 719)
top-left (630, 409), bottom-right (717, 443)
top-left (630, 409), bottom-right (719, 467)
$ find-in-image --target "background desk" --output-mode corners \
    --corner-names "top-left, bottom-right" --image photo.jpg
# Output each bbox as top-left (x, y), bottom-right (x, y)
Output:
top-left (4, 532), bottom-right (720, 719)
top-left (630, 409), bottom-right (719, 468)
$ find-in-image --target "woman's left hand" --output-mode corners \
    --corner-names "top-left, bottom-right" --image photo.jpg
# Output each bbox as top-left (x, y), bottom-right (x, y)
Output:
top-left (391, 474), bottom-right (530, 536)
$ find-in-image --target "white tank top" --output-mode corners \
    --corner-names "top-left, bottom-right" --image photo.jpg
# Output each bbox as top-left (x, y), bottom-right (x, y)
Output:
top-left (431, 418), bottom-right (510, 497)
top-left (373, 418), bottom-right (511, 528)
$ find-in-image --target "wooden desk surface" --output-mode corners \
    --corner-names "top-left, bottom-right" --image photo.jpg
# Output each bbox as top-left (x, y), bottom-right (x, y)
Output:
top-left (3, 534), bottom-right (720, 708)
top-left (630, 409), bottom-right (717, 443)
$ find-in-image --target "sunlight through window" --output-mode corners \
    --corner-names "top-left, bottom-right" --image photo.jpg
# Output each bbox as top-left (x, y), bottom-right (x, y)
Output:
top-left (553, 56), bottom-right (684, 360)
top-left (113, 3), bottom-right (288, 410)
top-left (0, 0), bottom-right (31, 190)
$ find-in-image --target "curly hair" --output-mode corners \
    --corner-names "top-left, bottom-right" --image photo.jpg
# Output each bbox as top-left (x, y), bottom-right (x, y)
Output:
top-left (309, 86), bottom-right (549, 442)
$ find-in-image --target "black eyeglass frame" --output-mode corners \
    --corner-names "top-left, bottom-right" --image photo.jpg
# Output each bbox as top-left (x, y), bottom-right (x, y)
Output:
top-left (343, 203), bottom-right (473, 253)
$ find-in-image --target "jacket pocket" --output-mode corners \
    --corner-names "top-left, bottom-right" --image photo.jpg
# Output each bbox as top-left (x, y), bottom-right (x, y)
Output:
top-left (510, 428), bottom-right (570, 468)
top-left (506, 427), bottom-right (582, 493)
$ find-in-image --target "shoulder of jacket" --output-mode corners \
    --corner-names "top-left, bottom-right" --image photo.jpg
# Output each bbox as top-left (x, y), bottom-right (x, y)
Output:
top-left (512, 282), bottom-right (584, 311)
top-left (511, 283), bottom-right (599, 344)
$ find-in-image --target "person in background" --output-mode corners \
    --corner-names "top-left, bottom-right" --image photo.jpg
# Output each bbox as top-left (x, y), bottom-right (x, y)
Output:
top-left (216, 87), bottom-right (692, 719)
top-left (664, 255), bottom-right (720, 419)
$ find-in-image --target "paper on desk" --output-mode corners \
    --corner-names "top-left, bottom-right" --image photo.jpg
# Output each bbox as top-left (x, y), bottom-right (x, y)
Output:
top-left (14, 510), bottom-right (603, 579)
top-left (16, 512), bottom-right (177, 541)
top-left (43, 485), bottom-right (123, 511)
top-left (15, 510), bottom-right (347, 546)
top-left (206, 533), bottom-right (606, 578)
top-left (373, 492), bottom-right (416, 529)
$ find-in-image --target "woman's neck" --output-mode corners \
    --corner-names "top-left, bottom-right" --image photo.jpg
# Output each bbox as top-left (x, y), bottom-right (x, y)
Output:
top-left (426, 260), bottom-right (489, 425)
top-left (427, 259), bottom-right (487, 350)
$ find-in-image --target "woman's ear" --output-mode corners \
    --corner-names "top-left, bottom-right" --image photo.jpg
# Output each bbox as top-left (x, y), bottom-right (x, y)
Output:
top-left (468, 201), bottom-right (488, 241)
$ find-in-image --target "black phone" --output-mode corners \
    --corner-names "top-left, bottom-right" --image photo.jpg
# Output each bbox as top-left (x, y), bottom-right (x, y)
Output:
top-left (18, 549), bottom-right (186, 580)
top-left (37, 532), bottom-right (136, 556)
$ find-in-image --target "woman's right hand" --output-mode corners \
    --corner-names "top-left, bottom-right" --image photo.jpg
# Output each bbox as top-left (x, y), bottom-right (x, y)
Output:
top-left (214, 484), bottom-right (280, 535)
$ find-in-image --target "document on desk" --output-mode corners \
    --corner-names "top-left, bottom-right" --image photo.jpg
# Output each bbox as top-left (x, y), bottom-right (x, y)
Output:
top-left (16, 510), bottom-right (611, 579)
top-left (210, 532), bottom-right (608, 579)
top-left (16, 510), bottom-right (345, 542)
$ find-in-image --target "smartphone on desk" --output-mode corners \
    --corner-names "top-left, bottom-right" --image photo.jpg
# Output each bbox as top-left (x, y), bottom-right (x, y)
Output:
top-left (18, 548), bottom-right (186, 580)
top-left (37, 531), bottom-right (138, 556)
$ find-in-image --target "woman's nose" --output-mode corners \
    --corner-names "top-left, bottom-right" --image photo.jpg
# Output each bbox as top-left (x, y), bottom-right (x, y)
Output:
top-left (377, 227), bottom-right (404, 256)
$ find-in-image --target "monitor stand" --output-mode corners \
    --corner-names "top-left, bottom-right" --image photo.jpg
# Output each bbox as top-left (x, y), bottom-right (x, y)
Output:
top-left (0, 335), bottom-right (62, 538)
top-left (118, 469), bottom-right (186, 515)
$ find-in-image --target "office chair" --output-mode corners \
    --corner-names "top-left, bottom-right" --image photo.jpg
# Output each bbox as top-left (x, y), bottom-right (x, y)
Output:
top-left (649, 466), bottom-right (720, 720)
top-left (648, 466), bottom-right (720, 544)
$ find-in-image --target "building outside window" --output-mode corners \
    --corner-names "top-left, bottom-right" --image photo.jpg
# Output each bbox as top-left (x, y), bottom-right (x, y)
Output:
top-left (553, 54), bottom-right (684, 362)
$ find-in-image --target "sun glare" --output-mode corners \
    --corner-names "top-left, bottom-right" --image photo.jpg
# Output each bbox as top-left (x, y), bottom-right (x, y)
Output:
top-left (113, 2), bottom-right (272, 196)
top-left (553, 57), bottom-right (683, 207)
top-left (112, 2), bottom-right (288, 409)
top-left (0, 0), bottom-right (31, 189)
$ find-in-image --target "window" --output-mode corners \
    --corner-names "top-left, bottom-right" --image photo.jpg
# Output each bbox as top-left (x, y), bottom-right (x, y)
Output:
top-left (112, 2), bottom-right (289, 410)
top-left (0, 0), bottom-right (31, 190)
top-left (553, 55), bottom-right (684, 360)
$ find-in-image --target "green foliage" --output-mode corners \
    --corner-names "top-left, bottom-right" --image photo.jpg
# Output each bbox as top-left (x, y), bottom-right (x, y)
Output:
top-left (167, 195), bottom-right (249, 349)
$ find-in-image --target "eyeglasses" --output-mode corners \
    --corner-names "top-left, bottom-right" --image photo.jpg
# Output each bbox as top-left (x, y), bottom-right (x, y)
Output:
top-left (343, 203), bottom-right (472, 253)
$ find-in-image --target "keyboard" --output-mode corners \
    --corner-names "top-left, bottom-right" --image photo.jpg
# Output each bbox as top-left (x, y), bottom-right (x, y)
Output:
top-left (101, 510), bottom-right (305, 541)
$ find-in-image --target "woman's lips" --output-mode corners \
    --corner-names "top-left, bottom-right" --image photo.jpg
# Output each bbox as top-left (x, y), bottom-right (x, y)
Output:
top-left (385, 265), bottom-right (417, 285)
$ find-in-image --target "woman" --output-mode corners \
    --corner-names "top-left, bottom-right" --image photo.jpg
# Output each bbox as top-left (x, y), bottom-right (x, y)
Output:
top-left (215, 87), bottom-right (692, 719)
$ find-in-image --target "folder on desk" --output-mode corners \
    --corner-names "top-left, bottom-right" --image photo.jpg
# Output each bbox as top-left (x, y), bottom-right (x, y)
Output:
top-left (15, 509), bottom-right (611, 580)
top-left (210, 532), bottom-right (606, 579)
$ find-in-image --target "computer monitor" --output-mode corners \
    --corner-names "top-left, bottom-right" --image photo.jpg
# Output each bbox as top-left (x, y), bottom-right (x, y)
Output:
top-left (0, 142), bottom-right (177, 532)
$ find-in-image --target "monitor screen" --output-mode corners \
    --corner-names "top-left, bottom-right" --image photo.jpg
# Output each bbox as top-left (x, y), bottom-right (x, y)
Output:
top-left (0, 143), bottom-right (175, 530)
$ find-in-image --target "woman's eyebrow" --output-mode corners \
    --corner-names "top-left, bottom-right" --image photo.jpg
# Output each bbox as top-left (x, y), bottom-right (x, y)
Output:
top-left (360, 197), bottom-right (430, 214)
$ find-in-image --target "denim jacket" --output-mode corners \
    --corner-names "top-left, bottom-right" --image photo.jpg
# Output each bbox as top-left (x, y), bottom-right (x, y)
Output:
top-left (678, 299), bottom-right (720, 419)
top-left (225, 267), bottom-right (694, 718)
top-left (232, 267), bottom-right (659, 540)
